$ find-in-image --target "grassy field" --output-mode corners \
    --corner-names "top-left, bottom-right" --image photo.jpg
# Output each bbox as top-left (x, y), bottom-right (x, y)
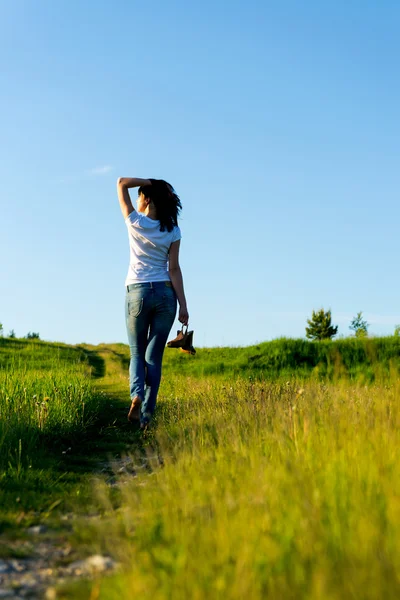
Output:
top-left (161, 335), bottom-right (400, 382)
top-left (1, 337), bottom-right (399, 598)
top-left (0, 339), bottom-right (143, 532)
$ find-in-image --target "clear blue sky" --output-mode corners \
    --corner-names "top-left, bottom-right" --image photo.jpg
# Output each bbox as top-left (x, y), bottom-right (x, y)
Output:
top-left (1, 1), bottom-right (399, 347)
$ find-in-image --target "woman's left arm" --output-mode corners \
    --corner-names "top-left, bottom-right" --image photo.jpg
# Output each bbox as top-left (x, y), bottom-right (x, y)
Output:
top-left (117, 177), bottom-right (151, 219)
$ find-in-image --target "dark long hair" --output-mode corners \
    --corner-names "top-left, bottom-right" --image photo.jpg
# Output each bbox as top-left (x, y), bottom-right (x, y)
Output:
top-left (138, 179), bottom-right (182, 232)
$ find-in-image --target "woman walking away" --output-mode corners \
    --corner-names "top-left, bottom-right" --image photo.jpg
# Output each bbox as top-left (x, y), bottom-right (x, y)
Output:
top-left (117, 177), bottom-right (189, 430)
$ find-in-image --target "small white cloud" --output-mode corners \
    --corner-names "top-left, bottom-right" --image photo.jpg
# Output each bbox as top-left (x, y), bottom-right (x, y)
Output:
top-left (87, 165), bottom-right (113, 176)
top-left (55, 165), bottom-right (114, 185)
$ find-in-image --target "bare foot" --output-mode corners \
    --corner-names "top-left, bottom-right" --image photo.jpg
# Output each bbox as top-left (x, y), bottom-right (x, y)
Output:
top-left (128, 396), bottom-right (142, 422)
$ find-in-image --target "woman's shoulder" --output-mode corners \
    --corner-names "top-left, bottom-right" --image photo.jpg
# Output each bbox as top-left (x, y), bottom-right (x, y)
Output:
top-left (137, 214), bottom-right (160, 228)
top-left (170, 224), bottom-right (181, 242)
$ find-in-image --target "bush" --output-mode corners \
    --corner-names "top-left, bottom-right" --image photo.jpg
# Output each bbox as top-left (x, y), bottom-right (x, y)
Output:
top-left (350, 312), bottom-right (369, 338)
top-left (26, 332), bottom-right (40, 340)
top-left (305, 309), bottom-right (338, 341)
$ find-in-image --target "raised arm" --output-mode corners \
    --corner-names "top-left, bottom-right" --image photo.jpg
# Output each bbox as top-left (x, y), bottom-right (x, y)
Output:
top-left (117, 177), bottom-right (151, 219)
top-left (168, 240), bottom-right (189, 325)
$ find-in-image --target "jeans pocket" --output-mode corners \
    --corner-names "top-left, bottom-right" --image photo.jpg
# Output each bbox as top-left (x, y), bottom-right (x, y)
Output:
top-left (128, 297), bottom-right (144, 317)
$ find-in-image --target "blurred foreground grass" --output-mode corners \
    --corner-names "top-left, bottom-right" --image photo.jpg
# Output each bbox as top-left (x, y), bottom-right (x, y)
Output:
top-left (78, 375), bottom-right (400, 599)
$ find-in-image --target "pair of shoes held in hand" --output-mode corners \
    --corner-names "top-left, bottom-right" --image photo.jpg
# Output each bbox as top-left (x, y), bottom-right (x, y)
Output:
top-left (167, 325), bottom-right (196, 355)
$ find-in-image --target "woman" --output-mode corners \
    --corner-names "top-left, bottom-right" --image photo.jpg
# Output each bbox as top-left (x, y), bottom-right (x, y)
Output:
top-left (117, 177), bottom-right (189, 430)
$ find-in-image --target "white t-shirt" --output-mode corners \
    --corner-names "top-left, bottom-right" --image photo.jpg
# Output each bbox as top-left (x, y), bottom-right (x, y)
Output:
top-left (125, 211), bottom-right (181, 285)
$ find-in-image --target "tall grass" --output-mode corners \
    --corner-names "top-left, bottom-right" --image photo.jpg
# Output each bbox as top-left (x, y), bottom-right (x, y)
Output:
top-left (82, 375), bottom-right (400, 599)
top-left (0, 339), bottom-right (100, 481)
top-left (2, 337), bottom-right (400, 597)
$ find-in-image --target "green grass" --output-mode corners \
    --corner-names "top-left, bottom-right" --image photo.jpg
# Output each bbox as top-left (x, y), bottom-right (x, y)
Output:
top-left (0, 337), bottom-right (89, 370)
top-left (1, 337), bottom-right (400, 598)
top-left (75, 375), bottom-right (400, 599)
top-left (0, 339), bottom-right (98, 471)
top-left (160, 336), bottom-right (400, 382)
top-left (0, 339), bottom-right (141, 531)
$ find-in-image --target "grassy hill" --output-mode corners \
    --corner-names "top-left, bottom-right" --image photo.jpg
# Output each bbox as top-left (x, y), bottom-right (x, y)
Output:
top-left (4, 334), bottom-right (399, 382)
top-left (0, 337), bottom-right (88, 369)
top-left (1, 336), bottom-right (400, 598)
top-left (162, 335), bottom-right (400, 382)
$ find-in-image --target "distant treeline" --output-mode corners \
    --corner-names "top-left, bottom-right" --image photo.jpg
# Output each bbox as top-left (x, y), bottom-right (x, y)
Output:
top-left (163, 337), bottom-right (400, 382)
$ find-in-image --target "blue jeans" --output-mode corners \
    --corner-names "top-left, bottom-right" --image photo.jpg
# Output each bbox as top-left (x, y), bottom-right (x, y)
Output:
top-left (125, 281), bottom-right (177, 422)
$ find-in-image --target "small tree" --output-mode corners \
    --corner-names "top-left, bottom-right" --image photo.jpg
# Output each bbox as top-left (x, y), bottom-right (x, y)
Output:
top-left (26, 332), bottom-right (40, 340)
top-left (0, 322), bottom-right (3, 337)
top-left (394, 325), bottom-right (400, 337)
top-left (349, 312), bottom-right (369, 338)
top-left (8, 329), bottom-right (16, 338)
top-left (306, 309), bottom-right (338, 341)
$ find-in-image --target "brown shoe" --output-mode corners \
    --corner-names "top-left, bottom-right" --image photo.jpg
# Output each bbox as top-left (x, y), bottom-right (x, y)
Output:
top-left (180, 347), bottom-right (196, 355)
top-left (167, 325), bottom-right (190, 348)
top-left (180, 331), bottom-right (196, 355)
top-left (128, 396), bottom-right (142, 422)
